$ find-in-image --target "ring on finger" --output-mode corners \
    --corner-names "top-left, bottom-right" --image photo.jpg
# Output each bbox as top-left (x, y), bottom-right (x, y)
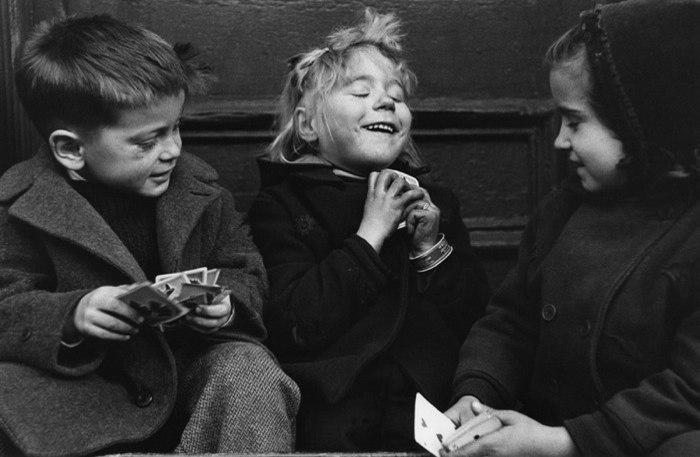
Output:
top-left (421, 202), bottom-right (430, 210)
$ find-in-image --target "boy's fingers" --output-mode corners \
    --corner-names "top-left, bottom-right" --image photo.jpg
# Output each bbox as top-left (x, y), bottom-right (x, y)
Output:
top-left (103, 299), bottom-right (144, 325)
top-left (93, 312), bottom-right (140, 335)
top-left (85, 323), bottom-right (133, 341)
top-left (193, 302), bottom-right (230, 319)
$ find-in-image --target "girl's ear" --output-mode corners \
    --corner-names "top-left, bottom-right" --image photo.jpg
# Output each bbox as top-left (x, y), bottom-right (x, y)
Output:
top-left (48, 129), bottom-right (85, 171)
top-left (295, 106), bottom-right (319, 143)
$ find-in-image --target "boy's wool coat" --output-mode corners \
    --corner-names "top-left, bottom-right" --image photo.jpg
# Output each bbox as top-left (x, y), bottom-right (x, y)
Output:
top-left (0, 148), bottom-right (267, 456)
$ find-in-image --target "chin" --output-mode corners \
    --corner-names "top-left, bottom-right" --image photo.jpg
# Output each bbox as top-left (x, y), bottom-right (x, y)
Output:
top-left (140, 182), bottom-right (170, 198)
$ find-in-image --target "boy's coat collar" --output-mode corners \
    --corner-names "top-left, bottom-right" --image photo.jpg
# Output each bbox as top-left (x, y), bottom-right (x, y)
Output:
top-left (0, 146), bottom-right (221, 281)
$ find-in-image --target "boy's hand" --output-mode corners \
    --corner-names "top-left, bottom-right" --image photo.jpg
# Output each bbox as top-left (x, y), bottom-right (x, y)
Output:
top-left (184, 294), bottom-right (234, 333)
top-left (405, 188), bottom-right (440, 254)
top-left (71, 285), bottom-right (145, 341)
top-left (358, 170), bottom-right (423, 252)
top-left (441, 409), bottom-right (580, 457)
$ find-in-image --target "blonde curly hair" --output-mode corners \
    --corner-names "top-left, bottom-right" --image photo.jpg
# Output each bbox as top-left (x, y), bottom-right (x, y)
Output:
top-left (267, 8), bottom-right (423, 168)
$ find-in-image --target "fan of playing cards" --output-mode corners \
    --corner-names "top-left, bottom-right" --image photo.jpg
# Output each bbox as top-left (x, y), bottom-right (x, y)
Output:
top-left (117, 267), bottom-right (230, 326)
top-left (414, 393), bottom-right (503, 456)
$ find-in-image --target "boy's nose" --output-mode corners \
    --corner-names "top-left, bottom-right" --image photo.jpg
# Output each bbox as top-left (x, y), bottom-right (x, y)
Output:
top-left (160, 132), bottom-right (182, 161)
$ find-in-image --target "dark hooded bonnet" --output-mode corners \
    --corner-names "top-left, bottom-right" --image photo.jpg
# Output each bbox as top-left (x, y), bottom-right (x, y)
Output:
top-left (580, 0), bottom-right (700, 180)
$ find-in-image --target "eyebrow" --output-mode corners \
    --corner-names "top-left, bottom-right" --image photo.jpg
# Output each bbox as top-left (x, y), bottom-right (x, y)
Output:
top-left (346, 74), bottom-right (403, 88)
top-left (556, 106), bottom-right (584, 117)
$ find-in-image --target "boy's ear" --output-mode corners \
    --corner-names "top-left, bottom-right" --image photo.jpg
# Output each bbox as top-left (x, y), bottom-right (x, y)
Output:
top-left (48, 129), bottom-right (85, 171)
top-left (294, 106), bottom-right (319, 143)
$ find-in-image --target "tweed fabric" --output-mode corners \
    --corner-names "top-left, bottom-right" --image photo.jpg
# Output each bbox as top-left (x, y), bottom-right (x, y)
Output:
top-left (174, 341), bottom-right (299, 453)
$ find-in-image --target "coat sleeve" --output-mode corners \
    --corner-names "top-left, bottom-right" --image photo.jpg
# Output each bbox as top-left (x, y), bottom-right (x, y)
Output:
top-left (248, 190), bottom-right (394, 355)
top-left (0, 208), bottom-right (104, 376)
top-left (202, 188), bottom-right (268, 343)
top-left (450, 190), bottom-right (570, 408)
top-left (415, 188), bottom-right (491, 342)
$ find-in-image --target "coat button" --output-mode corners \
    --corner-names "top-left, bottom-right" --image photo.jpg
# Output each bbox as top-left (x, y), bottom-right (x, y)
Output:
top-left (20, 328), bottom-right (32, 341)
top-left (579, 320), bottom-right (592, 337)
top-left (541, 304), bottom-right (557, 322)
top-left (135, 389), bottom-right (153, 408)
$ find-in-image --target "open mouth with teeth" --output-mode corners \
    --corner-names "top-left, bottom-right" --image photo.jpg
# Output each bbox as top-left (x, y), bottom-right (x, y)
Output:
top-left (362, 122), bottom-right (398, 134)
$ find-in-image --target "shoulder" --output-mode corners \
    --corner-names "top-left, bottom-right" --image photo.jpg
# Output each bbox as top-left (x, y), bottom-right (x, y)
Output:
top-left (173, 151), bottom-right (219, 184)
top-left (0, 147), bottom-right (57, 203)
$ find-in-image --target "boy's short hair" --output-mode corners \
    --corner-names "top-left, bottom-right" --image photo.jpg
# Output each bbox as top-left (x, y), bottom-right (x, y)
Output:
top-left (14, 15), bottom-right (212, 138)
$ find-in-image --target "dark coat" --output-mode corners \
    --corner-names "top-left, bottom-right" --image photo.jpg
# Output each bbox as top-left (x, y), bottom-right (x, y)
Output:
top-left (0, 148), bottom-right (267, 457)
top-left (248, 159), bottom-right (490, 407)
top-left (453, 177), bottom-right (700, 456)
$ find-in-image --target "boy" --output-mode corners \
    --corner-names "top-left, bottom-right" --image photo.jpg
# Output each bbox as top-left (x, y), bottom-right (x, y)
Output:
top-left (0, 15), bottom-right (298, 456)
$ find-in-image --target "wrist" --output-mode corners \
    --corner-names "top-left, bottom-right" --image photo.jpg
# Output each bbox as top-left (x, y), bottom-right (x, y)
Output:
top-left (409, 233), bottom-right (453, 272)
top-left (356, 228), bottom-right (385, 252)
top-left (549, 426), bottom-right (581, 457)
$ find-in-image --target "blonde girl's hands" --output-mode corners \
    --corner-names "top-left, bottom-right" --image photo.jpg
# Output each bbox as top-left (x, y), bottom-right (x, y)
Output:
top-left (405, 188), bottom-right (440, 254)
top-left (70, 285), bottom-right (145, 341)
top-left (441, 409), bottom-right (580, 457)
top-left (184, 294), bottom-right (234, 333)
top-left (357, 169), bottom-right (424, 252)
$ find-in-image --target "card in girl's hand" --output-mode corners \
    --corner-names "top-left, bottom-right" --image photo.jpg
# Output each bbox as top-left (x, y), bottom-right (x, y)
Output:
top-left (388, 169), bottom-right (420, 230)
top-left (414, 393), bottom-right (456, 457)
top-left (387, 168), bottom-right (419, 188)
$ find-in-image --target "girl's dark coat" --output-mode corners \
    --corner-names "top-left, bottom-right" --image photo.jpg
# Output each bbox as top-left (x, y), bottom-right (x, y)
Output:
top-left (453, 178), bottom-right (700, 456)
top-left (249, 159), bottom-right (490, 407)
top-left (0, 149), bottom-right (267, 457)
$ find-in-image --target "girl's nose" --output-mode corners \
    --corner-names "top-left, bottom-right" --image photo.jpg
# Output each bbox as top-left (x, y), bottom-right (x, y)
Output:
top-left (553, 124), bottom-right (570, 151)
top-left (373, 92), bottom-right (395, 111)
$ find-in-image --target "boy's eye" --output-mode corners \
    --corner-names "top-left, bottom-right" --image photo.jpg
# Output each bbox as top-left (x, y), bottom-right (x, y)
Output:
top-left (137, 138), bottom-right (158, 151)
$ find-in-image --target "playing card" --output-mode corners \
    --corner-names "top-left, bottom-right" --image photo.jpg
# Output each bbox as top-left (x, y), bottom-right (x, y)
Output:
top-left (414, 393), bottom-right (456, 457)
top-left (443, 414), bottom-right (503, 452)
top-left (153, 273), bottom-right (189, 299)
top-left (178, 283), bottom-right (222, 305)
top-left (388, 168), bottom-right (419, 187)
top-left (117, 283), bottom-right (190, 325)
top-left (181, 266), bottom-right (208, 284)
top-left (387, 169), bottom-right (420, 230)
top-left (205, 268), bottom-right (221, 285)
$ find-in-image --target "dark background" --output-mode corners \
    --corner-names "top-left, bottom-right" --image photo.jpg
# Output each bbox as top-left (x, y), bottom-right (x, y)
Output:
top-left (1, 0), bottom-right (609, 286)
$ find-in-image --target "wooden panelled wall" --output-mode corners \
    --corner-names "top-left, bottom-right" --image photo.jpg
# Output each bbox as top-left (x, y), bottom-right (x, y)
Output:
top-left (1, 0), bottom-right (601, 286)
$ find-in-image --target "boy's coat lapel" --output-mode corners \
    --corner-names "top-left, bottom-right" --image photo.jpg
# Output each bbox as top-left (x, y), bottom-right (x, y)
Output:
top-left (8, 164), bottom-right (146, 282)
top-left (0, 149), bottom-right (221, 280)
top-left (156, 160), bottom-right (219, 272)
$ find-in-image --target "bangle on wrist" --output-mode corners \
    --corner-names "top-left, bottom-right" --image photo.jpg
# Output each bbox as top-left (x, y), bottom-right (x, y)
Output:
top-left (409, 233), bottom-right (453, 272)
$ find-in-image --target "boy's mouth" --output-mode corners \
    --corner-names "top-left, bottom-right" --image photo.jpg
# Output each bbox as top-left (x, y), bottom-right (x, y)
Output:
top-left (362, 122), bottom-right (398, 134)
top-left (150, 167), bottom-right (174, 179)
